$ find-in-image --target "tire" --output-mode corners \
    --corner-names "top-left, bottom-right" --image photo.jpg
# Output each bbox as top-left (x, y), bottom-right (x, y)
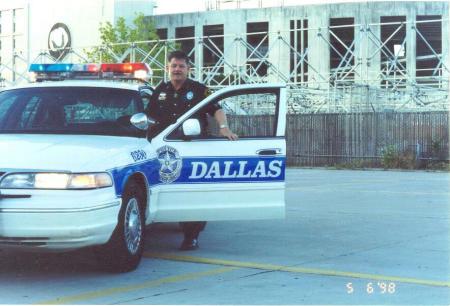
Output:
top-left (96, 180), bottom-right (145, 273)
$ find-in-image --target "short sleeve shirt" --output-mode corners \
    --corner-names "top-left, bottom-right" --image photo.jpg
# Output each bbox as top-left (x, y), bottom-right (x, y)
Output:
top-left (145, 79), bottom-right (220, 135)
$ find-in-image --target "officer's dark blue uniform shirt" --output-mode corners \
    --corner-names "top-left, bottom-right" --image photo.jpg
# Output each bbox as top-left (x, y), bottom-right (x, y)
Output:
top-left (145, 79), bottom-right (220, 136)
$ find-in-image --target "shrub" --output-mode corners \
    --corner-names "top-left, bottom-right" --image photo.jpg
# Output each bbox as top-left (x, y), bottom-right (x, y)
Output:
top-left (426, 161), bottom-right (450, 171)
top-left (381, 145), bottom-right (398, 169)
top-left (381, 146), bottom-right (416, 169)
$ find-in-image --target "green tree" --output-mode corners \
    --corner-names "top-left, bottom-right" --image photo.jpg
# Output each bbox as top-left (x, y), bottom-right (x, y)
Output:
top-left (85, 14), bottom-right (171, 81)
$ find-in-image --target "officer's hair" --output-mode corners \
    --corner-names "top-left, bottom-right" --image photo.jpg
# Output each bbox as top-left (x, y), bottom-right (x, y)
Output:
top-left (167, 50), bottom-right (190, 64)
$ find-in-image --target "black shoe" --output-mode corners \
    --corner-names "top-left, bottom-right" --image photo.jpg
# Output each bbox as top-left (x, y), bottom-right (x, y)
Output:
top-left (179, 238), bottom-right (199, 251)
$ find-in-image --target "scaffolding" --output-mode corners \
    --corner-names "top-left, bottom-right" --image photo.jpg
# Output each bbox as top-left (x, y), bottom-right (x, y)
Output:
top-left (1, 18), bottom-right (448, 114)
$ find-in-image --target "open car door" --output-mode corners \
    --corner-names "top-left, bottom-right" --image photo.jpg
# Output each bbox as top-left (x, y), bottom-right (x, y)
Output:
top-left (148, 84), bottom-right (286, 222)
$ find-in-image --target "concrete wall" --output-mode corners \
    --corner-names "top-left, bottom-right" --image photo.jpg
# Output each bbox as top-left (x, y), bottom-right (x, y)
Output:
top-left (153, 1), bottom-right (449, 87)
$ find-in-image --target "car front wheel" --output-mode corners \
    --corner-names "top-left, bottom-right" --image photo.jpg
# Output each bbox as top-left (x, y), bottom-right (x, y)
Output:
top-left (96, 180), bottom-right (145, 272)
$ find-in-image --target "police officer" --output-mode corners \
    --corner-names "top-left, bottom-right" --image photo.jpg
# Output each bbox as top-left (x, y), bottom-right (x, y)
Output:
top-left (145, 50), bottom-right (238, 250)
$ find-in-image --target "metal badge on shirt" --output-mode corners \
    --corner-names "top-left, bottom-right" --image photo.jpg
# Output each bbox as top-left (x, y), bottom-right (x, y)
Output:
top-left (158, 92), bottom-right (167, 101)
top-left (186, 91), bottom-right (194, 101)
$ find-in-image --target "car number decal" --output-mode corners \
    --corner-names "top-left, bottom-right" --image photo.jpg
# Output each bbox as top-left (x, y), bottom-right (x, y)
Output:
top-left (130, 150), bottom-right (147, 162)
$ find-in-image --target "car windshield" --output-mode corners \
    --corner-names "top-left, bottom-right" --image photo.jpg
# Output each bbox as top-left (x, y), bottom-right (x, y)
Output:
top-left (0, 86), bottom-right (145, 137)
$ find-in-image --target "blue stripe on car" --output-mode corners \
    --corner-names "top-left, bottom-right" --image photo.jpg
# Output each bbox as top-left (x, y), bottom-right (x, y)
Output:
top-left (109, 159), bottom-right (160, 197)
top-left (109, 156), bottom-right (285, 197)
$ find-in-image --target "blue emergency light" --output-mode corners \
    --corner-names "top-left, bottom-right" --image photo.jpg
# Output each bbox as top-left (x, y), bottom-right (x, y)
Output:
top-left (29, 63), bottom-right (99, 73)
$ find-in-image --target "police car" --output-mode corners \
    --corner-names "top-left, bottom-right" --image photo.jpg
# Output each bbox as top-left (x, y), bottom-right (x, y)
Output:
top-left (0, 63), bottom-right (286, 272)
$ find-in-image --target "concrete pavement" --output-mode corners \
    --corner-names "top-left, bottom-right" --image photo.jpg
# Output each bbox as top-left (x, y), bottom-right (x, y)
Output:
top-left (0, 168), bottom-right (449, 304)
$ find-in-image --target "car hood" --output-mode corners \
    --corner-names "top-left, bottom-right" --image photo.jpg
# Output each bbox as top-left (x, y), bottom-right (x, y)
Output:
top-left (0, 134), bottom-right (153, 172)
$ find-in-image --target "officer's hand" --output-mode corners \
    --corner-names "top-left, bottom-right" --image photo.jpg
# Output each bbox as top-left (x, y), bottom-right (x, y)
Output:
top-left (220, 127), bottom-right (238, 141)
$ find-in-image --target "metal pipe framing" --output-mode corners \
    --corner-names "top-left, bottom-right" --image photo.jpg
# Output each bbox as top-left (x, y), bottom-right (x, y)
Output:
top-left (248, 35), bottom-right (290, 82)
top-left (333, 39), bottom-right (357, 81)
top-left (367, 32), bottom-right (411, 91)
top-left (367, 30), bottom-right (408, 73)
top-left (384, 38), bottom-right (409, 90)
top-left (368, 23), bottom-right (406, 60)
top-left (202, 36), bottom-right (236, 83)
top-left (287, 47), bottom-right (309, 83)
top-left (1, 19), bottom-right (448, 114)
top-left (413, 25), bottom-right (448, 74)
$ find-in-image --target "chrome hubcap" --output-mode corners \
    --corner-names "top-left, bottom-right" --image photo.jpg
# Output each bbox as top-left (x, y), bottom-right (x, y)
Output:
top-left (124, 198), bottom-right (142, 255)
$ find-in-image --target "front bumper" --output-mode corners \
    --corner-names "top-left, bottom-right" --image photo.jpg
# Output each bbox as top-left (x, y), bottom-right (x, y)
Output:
top-left (0, 188), bottom-right (121, 250)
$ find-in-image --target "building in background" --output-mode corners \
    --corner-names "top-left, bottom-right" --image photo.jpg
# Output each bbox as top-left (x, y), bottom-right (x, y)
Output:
top-left (0, 0), bottom-right (448, 166)
top-left (0, 0), bottom-right (154, 85)
top-left (152, 1), bottom-right (448, 112)
top-left (0, 0), bottom-right (448, 113)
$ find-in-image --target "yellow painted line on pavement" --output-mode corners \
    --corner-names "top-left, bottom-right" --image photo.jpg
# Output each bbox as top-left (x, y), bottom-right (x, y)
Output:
top-left (35, 266), bottom-right (237, 305)
top-left (144, 252), bottom-right (450, 288)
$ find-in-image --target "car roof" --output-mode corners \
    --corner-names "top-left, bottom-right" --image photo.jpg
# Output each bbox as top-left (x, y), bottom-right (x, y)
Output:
top-left (1, 80), bottom-right (142, 92)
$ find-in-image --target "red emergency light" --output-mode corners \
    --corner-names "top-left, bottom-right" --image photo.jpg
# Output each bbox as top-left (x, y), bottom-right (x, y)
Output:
top-left (100, 63), bottom-right (149, 73)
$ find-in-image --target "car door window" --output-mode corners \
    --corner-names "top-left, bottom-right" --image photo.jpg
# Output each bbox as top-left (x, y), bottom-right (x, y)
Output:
top-left (167, 88), bottom-right (279, 140)
top-left (212, 92), bottom-right (278, 137)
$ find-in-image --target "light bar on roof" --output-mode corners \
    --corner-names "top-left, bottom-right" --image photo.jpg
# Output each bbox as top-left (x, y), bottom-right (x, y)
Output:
top-left (28, 63), bottom-right (152, 82)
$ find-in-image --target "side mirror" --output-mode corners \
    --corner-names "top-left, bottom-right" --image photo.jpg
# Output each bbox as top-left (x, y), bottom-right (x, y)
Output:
top-left (130, 113), bottom-right (156, 130)
top-left (182, 119), bottom-right (201, 136)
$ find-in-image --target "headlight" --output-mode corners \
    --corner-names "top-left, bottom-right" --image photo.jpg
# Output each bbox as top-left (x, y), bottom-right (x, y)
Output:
top-left (0, 172), bottom-right (113, 189)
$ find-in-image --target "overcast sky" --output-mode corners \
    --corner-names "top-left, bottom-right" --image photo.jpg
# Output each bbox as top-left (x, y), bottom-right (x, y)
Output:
top-left (152, 0), bottom-right (435, 15)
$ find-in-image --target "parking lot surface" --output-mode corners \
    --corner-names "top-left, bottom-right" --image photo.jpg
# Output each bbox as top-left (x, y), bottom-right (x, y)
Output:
top-left (0, 168), bottom-right (449, 305)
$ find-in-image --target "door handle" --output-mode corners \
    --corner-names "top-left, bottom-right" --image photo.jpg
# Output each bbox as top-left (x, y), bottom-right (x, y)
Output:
top-left (257, 148), bottom-right (282, 156)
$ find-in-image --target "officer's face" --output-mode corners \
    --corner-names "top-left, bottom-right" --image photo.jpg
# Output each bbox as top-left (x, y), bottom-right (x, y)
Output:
top-left (168, 58), bottom-right (189, 83)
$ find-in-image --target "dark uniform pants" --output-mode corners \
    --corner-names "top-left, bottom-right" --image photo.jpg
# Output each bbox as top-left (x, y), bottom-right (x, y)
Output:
top-left (179, 221), bottom-right (207, 240)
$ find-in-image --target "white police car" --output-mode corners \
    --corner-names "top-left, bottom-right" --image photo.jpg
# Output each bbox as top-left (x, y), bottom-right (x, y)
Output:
top-left (0, 63), bottom-right (286, 272)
